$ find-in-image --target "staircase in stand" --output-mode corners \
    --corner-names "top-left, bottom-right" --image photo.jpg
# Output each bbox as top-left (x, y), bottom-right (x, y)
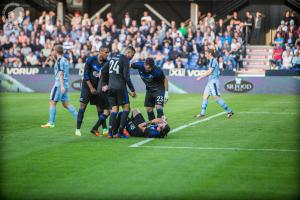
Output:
top-left (238, 45), bottom-right (273, 76)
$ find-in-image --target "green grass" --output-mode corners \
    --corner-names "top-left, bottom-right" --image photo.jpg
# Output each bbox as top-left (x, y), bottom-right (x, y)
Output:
top-left (0, 92), bottom-right (299, 200)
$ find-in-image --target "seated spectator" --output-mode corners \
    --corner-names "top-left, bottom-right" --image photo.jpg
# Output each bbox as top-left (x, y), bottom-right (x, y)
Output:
top-left (282, 46), bottom-right (293, 69)
top-left (175, 58), bottom-right (184, 68)
top-left (163, 59), bottom-right (175, 69)
top-left (274, 32), bottom-right (284, 47)
top-left (75, 58), bottom-right (85, 69)
top-left (223, 50), bottom-right (236, 70)
top-left (270, 44), bottom-right (284, 69)
top-left (197, 52), bottom-right (207, 69)
top-left (25, 52), bottom-right (39, 66)
top-left (292, 50), bottom-right (300, 69)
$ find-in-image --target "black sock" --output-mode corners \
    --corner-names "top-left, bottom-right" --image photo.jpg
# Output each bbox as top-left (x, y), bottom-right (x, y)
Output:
top-left (147, 111), bottom-right (155, 121)
top-left (77, 108), bottom-right (85, 129)
top-left (118, 111), bottom-right (129, 134)
top-left (92, 112), bottom-right (108, 131)
top-left (157, 108), bottom-right (164, 118)
top-left (109, 112), bottom-right (118, 134)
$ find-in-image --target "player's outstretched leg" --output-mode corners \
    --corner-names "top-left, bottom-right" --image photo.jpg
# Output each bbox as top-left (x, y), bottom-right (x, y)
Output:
top-left (214, 96), bottom-right (233, 118)
top-left (62, 102), bottom-right (78, 120)
top-left (41, 101), bottom-right (57, 128)
top-left (75, 103), bottom-right (86, 136)
top-left (147, 107), bottom-right (155, 121)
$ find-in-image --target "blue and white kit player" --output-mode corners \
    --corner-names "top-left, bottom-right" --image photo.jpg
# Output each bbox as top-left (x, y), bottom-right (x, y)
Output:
top-left (195, 49), bottom-right (233, 118)
top-left (41, 45), bottom-right (78, 128)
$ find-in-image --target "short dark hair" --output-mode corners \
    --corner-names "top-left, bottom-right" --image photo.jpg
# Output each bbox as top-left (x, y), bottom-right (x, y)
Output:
top-left (145, 57), bottom-right (155, 67)
top-left (125, 46), bottom-right (136, 54)
top-left (161, 124), bottom-right (170, 138)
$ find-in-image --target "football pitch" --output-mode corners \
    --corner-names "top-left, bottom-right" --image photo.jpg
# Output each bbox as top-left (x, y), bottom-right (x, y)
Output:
top-left (0, 92), bottom-right (299, 200)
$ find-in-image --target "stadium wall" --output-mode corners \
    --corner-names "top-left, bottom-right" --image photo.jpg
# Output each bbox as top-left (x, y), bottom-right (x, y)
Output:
top-left (1, 67), bottom-right (299, 94)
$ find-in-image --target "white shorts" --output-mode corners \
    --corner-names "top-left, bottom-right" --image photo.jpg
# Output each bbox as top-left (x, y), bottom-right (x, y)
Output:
top-left (204, 80), bottom-right (221, 96)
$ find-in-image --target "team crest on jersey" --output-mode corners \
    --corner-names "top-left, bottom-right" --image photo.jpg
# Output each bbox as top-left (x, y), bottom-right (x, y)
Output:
top-left (92, 71), bottom-right (101, 78)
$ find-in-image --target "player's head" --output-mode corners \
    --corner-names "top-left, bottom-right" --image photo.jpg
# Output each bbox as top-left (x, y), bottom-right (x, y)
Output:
top-left (205, 49), bottom-right (214, 59)
top-left (99, 46), bottom-right (109, 60)
top-left (145, 57), bottom-right (155, 72)
top-left (124, 46), bottom-right (136, 60)
top-left (155, 119), bottom-right (170, 138)
top-left (53, 44), bottom-right (64, 58)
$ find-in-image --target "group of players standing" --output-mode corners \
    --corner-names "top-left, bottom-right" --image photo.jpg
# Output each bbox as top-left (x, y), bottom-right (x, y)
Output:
top-left (41, 45), bottom-right (170, 139)
top-left (41, 45), bottom-right (233, 138)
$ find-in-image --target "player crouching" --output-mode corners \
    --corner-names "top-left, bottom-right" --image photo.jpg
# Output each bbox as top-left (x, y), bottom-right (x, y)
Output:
top-left (113, 108), bottom-right (170, 138)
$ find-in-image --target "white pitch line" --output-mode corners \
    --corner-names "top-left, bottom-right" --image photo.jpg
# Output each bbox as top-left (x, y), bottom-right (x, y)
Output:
top-left (140, 145), bottom-right (300, 153)
top-left (129, 112), bottom-right (226, 148)
top-left (238, 111), bottom-right (299, 115)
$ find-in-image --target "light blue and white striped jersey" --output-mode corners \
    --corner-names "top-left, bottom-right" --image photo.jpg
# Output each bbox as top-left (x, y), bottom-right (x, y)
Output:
top-left (54, 57), bottom-right (69, 88)
top-left (207, 58), bottom-right (219, 81)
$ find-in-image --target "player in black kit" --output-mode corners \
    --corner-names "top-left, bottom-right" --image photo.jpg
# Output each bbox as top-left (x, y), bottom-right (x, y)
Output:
top-left (131, 57), bottom-right (169, 121)
top-left (101, 46), bottom-right (136, 138)
top-left (75, 47), bottom-right (110, 137)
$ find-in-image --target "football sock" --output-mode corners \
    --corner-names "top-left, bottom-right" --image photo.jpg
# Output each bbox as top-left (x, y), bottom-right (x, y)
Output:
top-left (216, 98), bottom-right (232, 113)
top-left (118, 111), bottom-right (129, 134)
top-left (67, 105), bottom-right (78, 120)
top-left (147, 111), bottom-right (155, 121)
top-left (49, 106), bottom-right (56, 125)
top-left (157, 108), bottom-right (164, 118)
top-left (109, 112), bottom-right (118, 134)
top-left (201, 99), bottom-right (208, 115)
top-left (77, 108), bottom-right (85, 129)
top-left (92, 112), bottom-right (108, 130)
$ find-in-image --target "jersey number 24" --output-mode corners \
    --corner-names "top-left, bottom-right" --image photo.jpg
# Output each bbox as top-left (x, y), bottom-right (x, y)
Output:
top-left (109, 60), bottom-right (120, 74)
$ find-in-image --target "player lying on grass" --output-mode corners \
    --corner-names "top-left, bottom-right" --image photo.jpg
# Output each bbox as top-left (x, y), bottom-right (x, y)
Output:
top-left (75, 47), bottom-right (110, 136)
top-left (112, 108), bottom-right (170, 138)
top-left (102, 46), bottom-right (137, 139)
top-left (41, 45), bottom-right (78, 128)
top-left (131, 57), bottom-right (168, 121)
top-left (195, 49), bottom-right (233, 118)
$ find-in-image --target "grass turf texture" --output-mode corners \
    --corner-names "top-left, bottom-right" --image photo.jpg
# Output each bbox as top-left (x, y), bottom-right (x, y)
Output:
top-left (0, 93), bottom-right (299, 200)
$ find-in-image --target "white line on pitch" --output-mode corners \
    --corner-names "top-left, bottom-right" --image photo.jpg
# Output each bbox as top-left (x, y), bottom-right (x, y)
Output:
top-left (140, 145), bottom-right (300, 152)
top-left (129, 112), bottom-right (226, 148)
top-left (238, 112), bottom-right (299, 115)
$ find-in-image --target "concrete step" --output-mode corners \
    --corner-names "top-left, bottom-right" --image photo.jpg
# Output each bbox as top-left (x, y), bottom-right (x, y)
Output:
top-left (246, 55), bottom-right (272, 59)
top-left (243, 58), bottom-right (270, 62)
top-left (238, 67), bottom-right (266, 73)
top-left (243, 61), bottom-right (270, 66)
top-left (246, 45), bottom-right (273, 49)
top-left (246, 49), bottom-right (273, 54)
top-left (243, 64), bottom-right (270, 69)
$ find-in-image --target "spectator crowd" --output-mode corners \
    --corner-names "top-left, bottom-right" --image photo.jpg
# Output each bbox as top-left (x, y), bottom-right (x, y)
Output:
top-left (0, 7), bottom-right (298, 70)
top-left (270, 10), bottom-right (300, 70)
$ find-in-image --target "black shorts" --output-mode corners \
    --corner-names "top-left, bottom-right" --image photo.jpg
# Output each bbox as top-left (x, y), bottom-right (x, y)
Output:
top-left (144, 90), bottom-right (165, 107)
top-left (80, 85), bottom-right (98, 105)
top-left (97, 91), bottom-right (110, 110)
top-left (108, 88), bottom-right (130, 107)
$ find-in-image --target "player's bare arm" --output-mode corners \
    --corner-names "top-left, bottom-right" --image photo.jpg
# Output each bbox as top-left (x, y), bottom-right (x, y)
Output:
top-left (196, 68), bottom-right (213, 80)
top-left (58, 71), bottom-right (65, 94)
top-left (164, 78), bottom-right (169, 103)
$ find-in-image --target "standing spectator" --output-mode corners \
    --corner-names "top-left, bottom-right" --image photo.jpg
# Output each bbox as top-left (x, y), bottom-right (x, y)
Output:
top-left (122, 12), bottom-right (131, 28)
top-left (141, 11), bottom-right (152, 25)
top-left (252, 11), bottom-right (264, 45)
